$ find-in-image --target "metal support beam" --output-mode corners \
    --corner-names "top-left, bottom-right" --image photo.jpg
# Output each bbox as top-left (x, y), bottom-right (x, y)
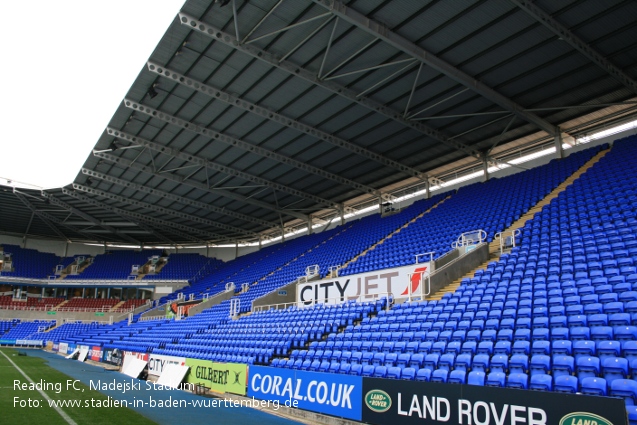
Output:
top-left (147, 62), bottom-right (410, 187)
top-left (122, 101), bottom-right (356, 207)
top-left (71, 184), bottom-right (242, 239)
top-left (43, 193), bottom-right (140, 244)
top-left (81, 168), bottom-right (273, 233)
top-left (310, 0), bottom-right (559, 136)
top-left (245, 12), bottom-right (332, 45)
top-left (178, 13), bottom-right (481, 162)
top-left (96, 133), bottom-right (308, 221)
top-left (13, 191), bottom-right (70, 242)
top-left (509, 0), bottom-right (637, 94)
top-left (61, 188), bottom-right (197, 244)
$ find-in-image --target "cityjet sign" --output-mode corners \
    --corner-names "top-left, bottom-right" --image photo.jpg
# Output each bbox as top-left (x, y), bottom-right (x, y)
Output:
top-left (148, 354), bottom-right (186, 377)
top-left (296, 263), bottom-right (431, 305)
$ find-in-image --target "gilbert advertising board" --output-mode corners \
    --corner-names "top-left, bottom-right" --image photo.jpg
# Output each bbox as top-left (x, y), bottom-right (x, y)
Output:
top-left (148, 354), bottom-right (186, 377)
top-left (248, 366), bottom-right (362, 421)
top-left (184, 358), bottom-right (247, 395)
top-left (52, 342), bottom-right (59, 352)
top-left (296, 263), bottom-right (431, 305)
top-left (362, 377), bottom-right (627, 425)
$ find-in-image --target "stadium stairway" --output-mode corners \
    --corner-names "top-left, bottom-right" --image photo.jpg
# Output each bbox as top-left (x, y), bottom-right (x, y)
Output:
top-left (53, 299), bottom-right (69, 310)
top-left (427, 147), bottom-right (610, 302)
top-left (337, 194), bottom-right (452, 274)
top-left (57, 256), bottom-right (93, 280)
top-left (109, 300), bottom-right (125, 311)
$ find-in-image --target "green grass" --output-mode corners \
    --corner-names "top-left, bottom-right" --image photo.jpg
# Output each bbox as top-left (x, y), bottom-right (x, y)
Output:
top-left (0, 348), bottom-right (157, 425)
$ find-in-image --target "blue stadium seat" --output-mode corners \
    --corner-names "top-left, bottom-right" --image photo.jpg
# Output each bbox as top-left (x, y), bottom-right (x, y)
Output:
top-left (506, 373), bottom-right (529, 389)
top-left (467, 371), bottom-right (485, 386)
top-left (610, 379), bottom-right (637, 406)
top-left (401, 367), bottom-right (416, 381)
top-left (486, 372), bottom-right (506, 387)
top-left (529, 374), bottom-right (553, 391)
top-left (415, 368), bottom-right (431, 382)
top-left (554, 375), bottom-right (578, 393)
top-left (580, 377), bottom-right (607, 396)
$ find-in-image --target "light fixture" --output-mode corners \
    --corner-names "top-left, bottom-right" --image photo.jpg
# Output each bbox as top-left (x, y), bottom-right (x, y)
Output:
top-left (147, 86), bottom-right (158, 99)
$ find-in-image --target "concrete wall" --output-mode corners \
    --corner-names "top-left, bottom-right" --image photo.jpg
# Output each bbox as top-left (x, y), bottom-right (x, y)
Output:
top-left (251, 281), bottom-right (298, 311)
top-left (427, 243), bottom-right (490, 297)
top-left (186, 289), bottom-right (235, 316)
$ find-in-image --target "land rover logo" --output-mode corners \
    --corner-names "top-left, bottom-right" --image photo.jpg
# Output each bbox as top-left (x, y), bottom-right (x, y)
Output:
top-left (365, 389), bottom-right (391, 413)
top-left (559, 412), bottom-right (613, 425)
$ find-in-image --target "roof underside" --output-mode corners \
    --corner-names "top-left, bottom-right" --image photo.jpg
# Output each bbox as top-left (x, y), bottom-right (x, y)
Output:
top-left (2, 0), bottom-right (637, 246)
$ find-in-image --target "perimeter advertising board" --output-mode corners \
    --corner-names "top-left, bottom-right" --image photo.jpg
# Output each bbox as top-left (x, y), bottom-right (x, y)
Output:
top-left (248, 366), bottom-right (362, 421)
top-left (103, 348), bottom-right (123, 366)
top-left (148, 354), bottom-right (186, 377)
top-left (184, 358), bottom-right (247, 395)
top-left (296, 263), bottom-right (431, 305)
top-left (362, 378), bottom-right (627, 425)
top-left (89, 346), bottom-right (103, 362)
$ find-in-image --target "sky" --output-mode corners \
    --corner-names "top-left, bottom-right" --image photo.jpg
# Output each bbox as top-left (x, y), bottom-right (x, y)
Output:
top-left (0, 0), bottom-right (185, 189)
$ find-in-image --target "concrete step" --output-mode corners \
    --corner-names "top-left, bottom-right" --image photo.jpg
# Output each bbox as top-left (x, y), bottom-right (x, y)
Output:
top-left (53, 299), bottom-right (69, 311)
top-left (109, 301), bottom-right (125, 312)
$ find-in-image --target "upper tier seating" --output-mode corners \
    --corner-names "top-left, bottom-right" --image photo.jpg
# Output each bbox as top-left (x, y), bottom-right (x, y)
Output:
top-left (0, 245), bottom-right (60, 278)
top-left (143, 253), bottom-right (220, 280)
top-left (341, 146), bottom-right (601, 275)
top-left (0, 296), bottom-right (65, 310)
top-left (66, 249), bottom-right (163, 280)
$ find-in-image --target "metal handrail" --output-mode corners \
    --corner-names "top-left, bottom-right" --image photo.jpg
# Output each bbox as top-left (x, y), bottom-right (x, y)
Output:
top-left (415, 251), bottom-right (435, 264)
top-left (453, 229), bottom-right (487, 248)
top-left (494, 228), bottom-right (521, 254)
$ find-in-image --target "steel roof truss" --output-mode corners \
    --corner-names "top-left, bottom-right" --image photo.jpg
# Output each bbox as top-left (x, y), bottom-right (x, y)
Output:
top-left (310, 0), bottom-right (559, 136)
top-left (81, 167), bottom-right (278, 233)
top-left (178, 12), bottom-right (481, 162)
top-left (43, 193), bottom-right (141, 244)
top-left (145, 65), bottom-right (382, 193)
top-left (92, 144), bottom-right (300, 223)
top-left (62, 188), bottom-right (200, 244)
top-left (72, 183), bottom-right (250, 239)
top-left (509, 0), bottom-right (637, 95)
top-left (122, 100), bottom-right (351, 208)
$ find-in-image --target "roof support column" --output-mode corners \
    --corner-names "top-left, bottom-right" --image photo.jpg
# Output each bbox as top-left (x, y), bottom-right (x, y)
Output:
top-left (424, 179), bottom-right (430, 199)
top-left (483, 156), bottom-right (490, 182)
top-left (555, 130), bottom-right (563, 159)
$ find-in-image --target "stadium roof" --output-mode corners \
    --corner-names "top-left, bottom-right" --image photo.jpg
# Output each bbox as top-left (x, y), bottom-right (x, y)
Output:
top-left (2, 0), bottom-right (637, 247)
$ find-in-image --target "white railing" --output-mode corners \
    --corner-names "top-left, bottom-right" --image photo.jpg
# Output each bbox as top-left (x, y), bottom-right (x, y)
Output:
top-left (328, 265), bottom-right (340, 277)
top-left (494, 229), bottom-right (521, 254)
top-left (415, 251), bottom-right (435, 264)
top-left (452, 229), bottom-right (487, 248)
top-left (229, 298), bottom-right (241, 318)
top-left (0, 304), bottom-right (56, 312)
